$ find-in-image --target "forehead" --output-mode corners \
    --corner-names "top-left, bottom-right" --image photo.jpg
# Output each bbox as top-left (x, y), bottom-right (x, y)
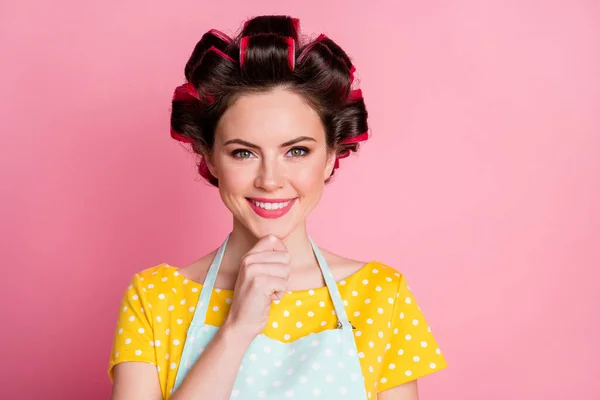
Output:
top-left (215, 88), bottom-right (325, 143)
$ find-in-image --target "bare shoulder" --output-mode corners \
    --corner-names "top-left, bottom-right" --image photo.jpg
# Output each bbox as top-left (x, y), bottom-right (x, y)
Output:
top-left (319, 247), bottom-right (401, 283)
top-left (177, 249), bottom-right (218, 284)
top-left (319, 247), bottom-right (371, 281)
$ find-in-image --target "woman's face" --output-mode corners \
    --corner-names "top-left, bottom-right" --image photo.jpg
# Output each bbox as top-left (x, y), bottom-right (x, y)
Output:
top-left (206, 87), bottom-right (336, 240)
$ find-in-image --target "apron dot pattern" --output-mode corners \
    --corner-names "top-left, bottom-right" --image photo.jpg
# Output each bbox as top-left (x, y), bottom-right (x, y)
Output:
top-left (109, 257), bottom-right (447, 399)
top-left (172, 235), bottom-right (369, 399)
top-left (177, 324), bottom-right (366, 398)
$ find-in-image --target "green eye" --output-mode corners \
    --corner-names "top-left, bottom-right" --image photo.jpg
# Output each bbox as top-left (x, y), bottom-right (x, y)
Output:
top-left (232, 150), bottom-right (253, 159)
top-left (288, 147), bottom-right (308, 157)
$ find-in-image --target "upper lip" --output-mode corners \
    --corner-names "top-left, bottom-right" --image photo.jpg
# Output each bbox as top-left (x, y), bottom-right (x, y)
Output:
top-left (247, 197), bottom-right (296, 203)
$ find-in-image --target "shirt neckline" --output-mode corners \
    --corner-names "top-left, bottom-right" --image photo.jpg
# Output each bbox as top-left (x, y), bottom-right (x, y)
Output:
top-left (164, 260), bottom-right (379, 297)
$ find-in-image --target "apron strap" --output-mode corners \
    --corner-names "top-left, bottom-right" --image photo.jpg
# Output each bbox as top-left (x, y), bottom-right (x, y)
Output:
top-left (191, 233), bottom-right (230, 325)
top-left (308, 236), bottom-right (353, 333)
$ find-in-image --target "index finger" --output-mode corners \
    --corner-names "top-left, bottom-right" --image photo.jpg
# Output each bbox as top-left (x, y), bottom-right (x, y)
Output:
top-left (253, 234), bottom-right (287, 253)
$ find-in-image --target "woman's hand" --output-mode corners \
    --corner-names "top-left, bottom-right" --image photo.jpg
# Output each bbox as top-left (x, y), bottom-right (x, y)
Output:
top-left (223, 234), bottom-right (291, 339)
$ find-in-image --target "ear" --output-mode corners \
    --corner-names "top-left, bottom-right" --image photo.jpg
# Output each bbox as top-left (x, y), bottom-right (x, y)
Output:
top-left (324, 148), bottom-right (337, 180)
top-left (203, 153), bottom-right (219, 179)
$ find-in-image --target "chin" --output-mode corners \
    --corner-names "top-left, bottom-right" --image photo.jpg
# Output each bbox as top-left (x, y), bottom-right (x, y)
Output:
top-left (247, 221), bottom-right (296, 240)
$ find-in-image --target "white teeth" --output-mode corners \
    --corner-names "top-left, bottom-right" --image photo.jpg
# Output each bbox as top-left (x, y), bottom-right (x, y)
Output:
top-left (251, 200), bottom-right (292, 210)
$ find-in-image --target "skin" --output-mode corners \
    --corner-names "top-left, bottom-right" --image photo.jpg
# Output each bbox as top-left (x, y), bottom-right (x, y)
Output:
top-left (110, 87), bottom-right (418, 399)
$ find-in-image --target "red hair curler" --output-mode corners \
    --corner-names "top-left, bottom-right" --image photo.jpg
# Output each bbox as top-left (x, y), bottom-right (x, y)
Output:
top-left (170, 133), bottom-right (216, 181)
top-left (239, 35), bottom-right (294, 71)
top-left (170, 127), bottom-right (193, 144)
top-left (297, 33), bottom-right (327, 64)
top-left (170, 83), bottom-right (199, 143)
top-left (242, 18), bottom-right (250, 31)
top-left (239, 36), bottom-right (249, 68)
top-left (201, 45), bottom-right (235, 63)
top-left (349, 89), bottom-right (362, 101)
top-left (198, 158), bottom-right (214, 181)
top-left (208, 29), bottom-right (232, 43)
top-left (173, 82), bottom-right (199, 101)
top-left (286, 37), bottom-right (295, 71)
top-left (333, 149), bottom-right (351, 170)
top-left (172, 81), bottom-right (214, 104)
top-left (339, 131), bottom-right (369, 145)
top-left (333, 131), bottom-right (369, 170)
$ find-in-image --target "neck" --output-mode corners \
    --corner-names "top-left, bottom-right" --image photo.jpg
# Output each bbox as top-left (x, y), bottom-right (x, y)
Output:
top-left (219, 218), bottom-right (318, 273)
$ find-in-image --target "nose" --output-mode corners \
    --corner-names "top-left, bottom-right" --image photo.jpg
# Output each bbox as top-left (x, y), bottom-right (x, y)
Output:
top-left (254, 155), bottom-right (285, 191)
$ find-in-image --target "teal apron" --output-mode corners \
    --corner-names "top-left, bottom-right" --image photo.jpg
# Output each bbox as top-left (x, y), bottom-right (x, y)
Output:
top-left (173, 234), bottom-right (368, 399)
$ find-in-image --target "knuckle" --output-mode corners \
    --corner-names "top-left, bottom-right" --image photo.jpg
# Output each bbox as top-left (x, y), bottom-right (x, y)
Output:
top-left (241, 254), bottom-right (258, 271)
top-left (240, 264), bottom-right (257, 281)
top-left (252, 275), bottom-right (266, 288)
top-left (240, 254), bottom-right (252, 268)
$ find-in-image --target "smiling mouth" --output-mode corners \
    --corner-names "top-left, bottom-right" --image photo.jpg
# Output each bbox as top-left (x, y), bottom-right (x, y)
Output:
top-left (246, 197), bottom-right (297, 219)
top-left (247, 198), bottom-right (294, 210)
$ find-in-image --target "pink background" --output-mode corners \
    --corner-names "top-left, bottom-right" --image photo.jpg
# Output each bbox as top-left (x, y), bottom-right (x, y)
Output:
top-left (1, 0), bottom-right (599, 399)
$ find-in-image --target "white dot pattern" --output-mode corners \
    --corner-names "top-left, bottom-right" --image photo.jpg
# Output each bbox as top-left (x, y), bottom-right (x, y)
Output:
top-left (176, 323), bottom-right (367, 398)
top-left (109, 263), bottom-right (447, 398)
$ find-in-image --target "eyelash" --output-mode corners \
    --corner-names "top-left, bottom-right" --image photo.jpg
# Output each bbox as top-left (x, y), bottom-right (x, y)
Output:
top-left (231, 147), bottom-right (310, 159)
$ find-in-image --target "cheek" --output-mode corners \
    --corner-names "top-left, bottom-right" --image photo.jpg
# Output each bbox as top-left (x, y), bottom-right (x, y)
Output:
top-left (292, 162), bottom-right (326, 193)
top-left (215, 158), bottom-right (255, 192)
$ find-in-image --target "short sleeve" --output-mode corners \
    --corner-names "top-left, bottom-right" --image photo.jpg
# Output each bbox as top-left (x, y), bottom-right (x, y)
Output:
top-left (108, 273), bottom-right (156, 381)
top-left (377, 274), bottom-right (447, 392)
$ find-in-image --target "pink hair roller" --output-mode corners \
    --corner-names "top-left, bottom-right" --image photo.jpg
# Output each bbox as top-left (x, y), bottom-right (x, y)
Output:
top-left (239, 36), bottom-right (249, 67)
top-left (208, 29), bottom-right (232, 43)
top-left (286, 37), bottom-right (295, 71)
top-left (170, 127), bottom-right (193, 144)
top-left (349, 89), bottom-right (362, 101)
top-left (173, 82), bottom-right (200, 101)
top-left (198, 158), bottom-right (215, 181)
top-left (339, 131), bottom-right (369, 145)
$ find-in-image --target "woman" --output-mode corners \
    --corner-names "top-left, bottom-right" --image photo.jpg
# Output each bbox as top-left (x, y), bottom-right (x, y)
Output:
top-left (109, 15), bottom-right (447, 400)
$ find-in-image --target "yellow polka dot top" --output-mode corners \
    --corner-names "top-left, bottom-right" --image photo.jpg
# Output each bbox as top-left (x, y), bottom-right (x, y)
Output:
top-left (108, 262), bottom-right (447, 398)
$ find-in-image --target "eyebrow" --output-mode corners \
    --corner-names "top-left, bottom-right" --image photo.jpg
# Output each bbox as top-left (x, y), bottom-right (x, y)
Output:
top-left (223, 136), bottom-right (316, 149)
